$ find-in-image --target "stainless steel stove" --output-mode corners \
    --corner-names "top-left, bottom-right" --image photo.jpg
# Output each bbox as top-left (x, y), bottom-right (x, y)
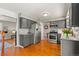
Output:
top-left (48, 31), bottom-right (58, 43)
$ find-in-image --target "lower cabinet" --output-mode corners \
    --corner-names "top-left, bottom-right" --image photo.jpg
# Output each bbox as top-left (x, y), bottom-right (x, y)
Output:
top-left (19, 35), bottom-right (33, 47)
top-left (30, 35), bottom-right (34, 44)
top-left (19, 35), bottom-right (24, 46)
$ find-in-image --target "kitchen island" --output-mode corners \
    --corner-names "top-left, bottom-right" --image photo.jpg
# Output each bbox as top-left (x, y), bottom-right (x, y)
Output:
top-left (19, 34), bottom-right (34, 48)
top-left (61, 37), bottom-right (79, 56)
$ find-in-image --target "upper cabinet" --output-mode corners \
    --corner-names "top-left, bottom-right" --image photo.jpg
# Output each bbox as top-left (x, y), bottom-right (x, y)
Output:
top-left (26, 19), bottom-right (32, 28)
top-left (57, 20), bottom-right (66, 28)
top-left (50, 20), bottom-right (65, 28)
top-left (70, 3), bottom-right (79, 27)
top-left (72, 3), bottom-right (79, 27)
top-left (66, 3), bottom-right (79, 27)
top-left (19, 17), bottom-right (27, 28)
top-left (50, 20), bottom-right (66, 28)
top-left (19, 17), bottom-right (32, 29)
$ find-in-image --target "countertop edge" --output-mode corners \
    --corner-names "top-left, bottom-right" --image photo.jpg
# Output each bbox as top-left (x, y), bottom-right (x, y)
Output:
top-left (61, 38), bottom-right (79, 41)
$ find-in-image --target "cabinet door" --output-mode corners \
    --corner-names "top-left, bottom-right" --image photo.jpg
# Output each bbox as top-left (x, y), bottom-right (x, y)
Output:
top-left (20, 35), bottom-right (30, 47)
top-left (19, 17), bottom-right (32, 29)
top-left (23, 35), bottom-right (30, 47)
top-left (50, 21), bottom-right (57, 25)
top-left (19, 18), bottom-right (27, 29)
top-left (19, 18), bottom-right (22, 28)
top-left (58, 20), bottom-right (65, 28)
top-left (30, 35), bottom-right (34, 44)
top-left (27, 19), bottom-right (32, 28)
top-left (72, 3), bottom-right (79, 27)
top-left (19, 35), bottom-right (24, 46)
top-left (22, 18), bottom-right (27, 28)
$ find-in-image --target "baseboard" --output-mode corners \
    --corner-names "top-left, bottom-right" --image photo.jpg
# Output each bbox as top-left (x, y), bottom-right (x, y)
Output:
top-left (15, 45), bottom-right (24, 48)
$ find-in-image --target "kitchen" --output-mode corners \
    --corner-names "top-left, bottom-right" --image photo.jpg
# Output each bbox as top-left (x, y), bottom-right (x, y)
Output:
top-left (43, 20), bottom-right (66, 44)
top-left (0, 3), bottom-right (69, 56)
top-left (61, 3), bottom-right (79, 56)
top-left (0, 3), bottom-right (79, 56)
top-left (41, 3), bottom-right (79, 56)
top-left (17, 16), bottom-right (41, 48)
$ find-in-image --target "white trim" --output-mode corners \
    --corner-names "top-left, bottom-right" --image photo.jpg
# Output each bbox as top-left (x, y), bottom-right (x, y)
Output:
top-left (0, 15), bottom-right (17, 22)
top-left (16, 13), bottom-right (20, 47)
top-left (0, 8), bottom-right (17, 18)
top-left (42, 17), bottom-right (66, 22)
top-left (40, 22), bottom-right (44, 40)
top-left (1, 15), bottom-right (17, 19)
top-left (15, 45), bottom-right (24, 48)
top-left (21, 15), bottom-right (39, 23)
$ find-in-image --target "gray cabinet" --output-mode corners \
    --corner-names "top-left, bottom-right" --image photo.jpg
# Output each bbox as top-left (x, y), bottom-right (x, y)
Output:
top-left (19, 35), bottom-right (34, 47)
top-left (24, 35), bottom-right (30, 46)
top-left (71, 3), bottom-right (79, 27)
top-left (30, 35), bottom-right (34, 44)
top-left (61, 39), bottom-right (79, 56)
top-left (19, 17), bottom-right (32, 29)
top-left (20, 35), bottom-right (30, 47)
top-left (50, 20), bottom-right (65, 28)
top-left (27, 20), bottom-right (32, 28)
top-left (57, 20), bottom-right (65, 28)
top-left (19, 35), bottom-right (24, 45)
top-left (50, 21), bottom-right (57, 25)
top-left (19, 17), bottom-right (27, 28)
top-left (68, 3), bottom-right (79, 27)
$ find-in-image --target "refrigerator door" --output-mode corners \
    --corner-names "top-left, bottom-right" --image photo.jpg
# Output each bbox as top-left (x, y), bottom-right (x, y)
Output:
top-left (29, 23), bottom-right (36, 43)
top-left (30, 23), bottom-right (41, 44)
top-left (30, 23), bottom-right (36, 34)
top-left (34, 24), bottom-right (41, 44)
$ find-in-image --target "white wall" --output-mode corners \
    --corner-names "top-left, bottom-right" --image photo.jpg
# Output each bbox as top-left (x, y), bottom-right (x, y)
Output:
top-left (40, 22), bottom-right (50, 40)
top-left (0, 8), bottom-right (17, 22)
top-left (43, 22), bottom-right (50, 39)
top-left (0, 21), bottom-right (16, 31)
top-left (40, 22), bottom-right (44, 40)
top-left (0, 23), bottom-right (3, 31)
top-left (0, 8), bottom-right (18, 46)
top-left (0, 7), bottom-right (17, 31)
top-left (0, 15), bottom-right (17, 22)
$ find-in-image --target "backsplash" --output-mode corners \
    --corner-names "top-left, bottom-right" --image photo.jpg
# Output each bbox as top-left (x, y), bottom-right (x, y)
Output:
top-left (19, 29), bottom-right (29, 35)
top-left (72, 27), bottom-right (79, 38)
top-left (58, 27), bottom-right (79, 39)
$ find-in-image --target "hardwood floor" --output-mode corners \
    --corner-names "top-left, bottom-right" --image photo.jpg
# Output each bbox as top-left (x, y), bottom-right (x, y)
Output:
top-left (5, 39), bottom-right (61, 56)
top-left (5, 39), bottom-right (15, 44)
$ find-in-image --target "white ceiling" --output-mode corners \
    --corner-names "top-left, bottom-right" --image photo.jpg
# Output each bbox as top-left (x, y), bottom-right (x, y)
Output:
top-left (0, 3), bottom-right (70, 22)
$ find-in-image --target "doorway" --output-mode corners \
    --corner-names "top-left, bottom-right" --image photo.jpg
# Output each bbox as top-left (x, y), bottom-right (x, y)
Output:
top-left (0, 18), bottom-right (16, 56)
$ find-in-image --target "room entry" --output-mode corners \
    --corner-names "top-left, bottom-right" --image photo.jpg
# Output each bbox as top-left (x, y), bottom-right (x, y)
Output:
top-left (0, 16), bottom-right (16, 56)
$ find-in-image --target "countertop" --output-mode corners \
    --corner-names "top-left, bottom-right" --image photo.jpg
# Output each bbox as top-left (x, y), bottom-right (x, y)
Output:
top-left (61, 37), bottom-right (79, 41)
top-left (19, 33), bottom-right (34, 36)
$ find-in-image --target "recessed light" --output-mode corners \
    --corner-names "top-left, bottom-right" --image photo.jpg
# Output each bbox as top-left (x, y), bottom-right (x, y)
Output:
top-left (43, 13), bottom-right (48, 16)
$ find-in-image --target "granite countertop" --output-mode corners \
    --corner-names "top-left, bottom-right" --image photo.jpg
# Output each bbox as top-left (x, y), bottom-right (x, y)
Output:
top-left (61, 37), bottom-right (79, 41)
top-left (20, 33), bottom-right (33, 35)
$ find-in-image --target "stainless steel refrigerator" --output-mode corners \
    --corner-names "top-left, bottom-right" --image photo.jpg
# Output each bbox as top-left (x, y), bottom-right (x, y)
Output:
top-left (30, 23), bottom-right (41, 44)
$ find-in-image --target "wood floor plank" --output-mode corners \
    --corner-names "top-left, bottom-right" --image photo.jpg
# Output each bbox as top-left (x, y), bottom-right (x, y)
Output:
top-left (4, 39), bottom-right (61, 56)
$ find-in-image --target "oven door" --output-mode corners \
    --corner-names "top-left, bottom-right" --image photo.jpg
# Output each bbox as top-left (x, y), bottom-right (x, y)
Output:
top-left (49, 34), bottom-right (57, 43)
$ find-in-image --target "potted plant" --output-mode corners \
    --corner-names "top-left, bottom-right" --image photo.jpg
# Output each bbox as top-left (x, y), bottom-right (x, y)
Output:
top-left (62, 28), bottom-right (72, 38)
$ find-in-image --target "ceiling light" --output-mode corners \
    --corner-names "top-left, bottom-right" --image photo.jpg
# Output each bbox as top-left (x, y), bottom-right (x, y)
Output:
top-left (43, 13), bottom-right (48, 16)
